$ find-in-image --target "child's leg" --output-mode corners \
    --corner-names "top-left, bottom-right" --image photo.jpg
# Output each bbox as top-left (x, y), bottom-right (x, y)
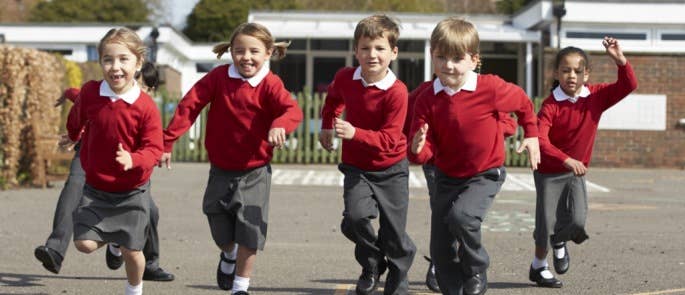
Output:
top-left (74, 240), bottom-right (105, 253)
top-left (231, 245), bottom-right (257, 293)
top-left (551, 176), bottom-right (589, 245)
top-left (121, 247), bottom-right (145, 294)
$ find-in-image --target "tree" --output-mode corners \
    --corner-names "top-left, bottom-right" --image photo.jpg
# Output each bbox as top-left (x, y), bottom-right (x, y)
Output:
top-left (29, 0), bottom-right (150, 23)
top-left (496, 0), bottom-right (534, 14)
top-left (183, 0), bottom-right (299, 42)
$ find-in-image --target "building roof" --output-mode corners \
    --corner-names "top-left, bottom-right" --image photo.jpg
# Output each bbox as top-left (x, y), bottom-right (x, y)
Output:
top-left (249, 11), bottom-right (541, 43)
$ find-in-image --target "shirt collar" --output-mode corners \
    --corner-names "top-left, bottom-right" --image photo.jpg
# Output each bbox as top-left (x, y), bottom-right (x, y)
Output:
top-left (352, 66), bottom-right (397, 91)
top-left (433, 71), bottom-right (478, 96)
top-left (552, 85), bottom-right (591, 103)
top-left (99, 80), bottom-right (141, 104)
top-left (228, 62), bottom-right (270, 87)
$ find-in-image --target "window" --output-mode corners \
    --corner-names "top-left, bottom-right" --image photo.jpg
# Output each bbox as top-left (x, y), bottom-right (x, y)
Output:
top-left (39, 49), bottom-right (73, 55)
top-left (87, 45), bottom-right (98, 61)
top-left (196, 63), bottom-right (217, 73)
top-left (662, 33), bottom-right (685, 41)
top-left (310, 39), bottom-right (349, 51)
top-left (397, 40), bottom-right (424, 53)
top-left (566, 32), bottom-right (646, 40)
top-left (271, 54), bottom-right (306, 93)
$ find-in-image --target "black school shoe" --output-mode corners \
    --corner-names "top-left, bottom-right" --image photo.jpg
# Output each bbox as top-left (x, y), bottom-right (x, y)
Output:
top-left (423, 256), bottom-right (440, 293)
top-left (232, 291), bottom-right (249, 295)
top-left (34, 246), bottom-right (63, 274)
top-left (464, 272), bottom-right (487, 295)
top-left (529, 265), bottom-right (563, 288)
top-left (143, 267), bottom-right (175, 281)
top-left (355, 259), bottom-right (387, 295)
top-left (106, 245), bottom-right (124, 270)
top-left (553, 243), bottom-right (570, 274)
top-left (217, 252), bottom-right (236, 290)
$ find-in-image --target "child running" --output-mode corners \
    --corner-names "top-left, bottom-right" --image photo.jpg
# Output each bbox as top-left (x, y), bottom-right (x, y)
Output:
top-left (409, 17), bottom-right (540, 295)
top-left (529, 37), bottom-right (637, 288)
top-left (159, 22), bottom-right (302, 295)
top-left (65, 28), bottom-right (164, 295)
top-left (319, 14), bottom-right (416, 295)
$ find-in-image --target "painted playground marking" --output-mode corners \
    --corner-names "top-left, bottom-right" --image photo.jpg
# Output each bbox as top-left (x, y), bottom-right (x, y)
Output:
top-left (628, 288), bottom-right (685, 295)
top-left (272, 169), bottom-right (611, 192)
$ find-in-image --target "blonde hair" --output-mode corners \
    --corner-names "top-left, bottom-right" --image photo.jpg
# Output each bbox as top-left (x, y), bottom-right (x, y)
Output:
top-left (212, 22), bottom-right (290, 60)
top-left (353, 14), bottom-right (400, 49)
top-left (98, 27), bottom-right (147, 64)
top-left (430, 17), bottom-right (479, 59)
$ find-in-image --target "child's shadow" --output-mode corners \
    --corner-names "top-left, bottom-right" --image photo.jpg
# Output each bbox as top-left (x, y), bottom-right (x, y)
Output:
top-left (187, 284), bottom-right (339, 294)
top-left (0, 272), bottom-right (124, 287)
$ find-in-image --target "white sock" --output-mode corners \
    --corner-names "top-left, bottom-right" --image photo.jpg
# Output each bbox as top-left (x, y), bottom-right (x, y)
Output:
top-left (531, 257), bottom-right (548, 269)
top-left (125, 282), bottom-right (143, 295)
top-left (221, 247), bottom-right (237, 274)
top-left (232, 275), bottom-right (250, 293)
top-left (553, 243), bottom-right (566, 259)
top-left (109, 244), bottom-right (122, 257)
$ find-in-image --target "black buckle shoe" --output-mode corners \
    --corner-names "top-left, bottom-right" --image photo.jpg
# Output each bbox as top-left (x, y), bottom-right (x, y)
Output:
top-left (529, 265), bottom-right (562, 288)
top-left (34, 246), bottom-right (63, 274)
top-left (143, 267), bottom-right (175, 281)
top-left (423, 256), bottom-right (440, 293)
top-left (232, 291), bottom-right (249, 295)
top-left (106, 244), bottom-right (123, 270)
top-left (553, 243), bottom-right (570, 274)
top-left (217, 252), bottom-right (236, 290)
top-left (464, 272), bottom-right (487, 295)
top-left (355, 259), bottom-right (387, 295)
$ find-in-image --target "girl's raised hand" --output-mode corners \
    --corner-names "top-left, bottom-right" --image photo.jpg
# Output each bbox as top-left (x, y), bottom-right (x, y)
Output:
top-left (115, 143), bottom-right (133, 171)
top-left (602, 36), bottom-right (627, 66)
top-left (411, 123), bottom-right (429, 154)
top-left (268, 127), bottom-right (286, 149)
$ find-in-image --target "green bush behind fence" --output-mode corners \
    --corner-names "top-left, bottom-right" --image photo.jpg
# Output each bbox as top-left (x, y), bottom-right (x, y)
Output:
top-left (162, 90), bottom-right (544, 167)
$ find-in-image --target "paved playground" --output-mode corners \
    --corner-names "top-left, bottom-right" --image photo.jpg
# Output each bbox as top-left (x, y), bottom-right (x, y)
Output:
top-left (1, 163), bottom-right (684, 294)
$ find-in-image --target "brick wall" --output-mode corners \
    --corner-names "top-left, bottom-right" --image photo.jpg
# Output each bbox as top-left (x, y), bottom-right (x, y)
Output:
top-left (543, 50), bottom-right (685, 168)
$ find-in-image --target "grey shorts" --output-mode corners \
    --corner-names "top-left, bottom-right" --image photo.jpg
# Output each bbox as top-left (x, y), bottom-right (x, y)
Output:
top-left (73, 182), bottom-right (151, 250)
top-left (203, 164), bottom-right (271, 250)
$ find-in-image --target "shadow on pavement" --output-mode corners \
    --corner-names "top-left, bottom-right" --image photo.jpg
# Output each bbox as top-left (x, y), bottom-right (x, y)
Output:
top-left (0, 272), bottom-right (124, 287)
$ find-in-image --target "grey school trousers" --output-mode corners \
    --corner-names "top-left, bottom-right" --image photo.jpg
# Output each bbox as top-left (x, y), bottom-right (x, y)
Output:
top-left (431, 166), bottom-right (506, 295)
top-left (339, 159), bottom-right (416, 295)
top-left (44, 148), bottom-right (162, 270)
top-left (533, 171), bottom-right (589, 247)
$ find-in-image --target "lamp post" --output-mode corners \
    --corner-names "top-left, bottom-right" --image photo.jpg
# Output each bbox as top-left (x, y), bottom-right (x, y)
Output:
top-left (553, 0), bottom-right (567, 49)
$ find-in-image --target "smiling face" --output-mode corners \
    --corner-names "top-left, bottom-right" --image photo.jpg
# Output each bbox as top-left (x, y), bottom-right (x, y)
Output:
top-left (230, 34), bottom-right (272, 78)
top-left (354, 35), bottom-right (398, 83)
top-left (432, 50), bottom-right (479, 89)
top-left (100, 42), bottom-right (141, 94)
top-left (555, 53), bottom-right (590, 97)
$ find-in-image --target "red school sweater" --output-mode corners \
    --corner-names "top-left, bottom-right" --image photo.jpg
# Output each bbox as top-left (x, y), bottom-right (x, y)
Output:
top-left (537, 62), bottom-right (638, 173)
top-left (163, 65), bottom-right (303, 171)
top-left (403, 81), bottom-right (519, 165)
top-left (321, 67), bottom-right (408, 171)
top-left (409, 74), bottom-right (538, 178)
top-left (66, 80), bottom-right (163, 192)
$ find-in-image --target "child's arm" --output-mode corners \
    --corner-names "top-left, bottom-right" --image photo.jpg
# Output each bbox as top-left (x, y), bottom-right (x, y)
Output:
top-left (347, 86), bottom-right (408, 154)
top-left (598, 37), bottom-right (638, 110)
top-left (56, 88), bottom-right (80, 107)
top-left (537, 101), bottom-right (586, 175)
top-left (499, 112), bottom-right (518, 138)
top-left (267, 78), bottom-right (303, 149)
top-left (124, 106), bottom-right (164, 171)
top-left (493, 79), bottom-right (540, 169)
top-left (161, 70), bottom-right (216, 169)
top-left (319, 72), bottom-right (346, 151)
top-left (408, 95), bottom-right (434, 164)
top-left (66, 85), bottom-right (88, 142)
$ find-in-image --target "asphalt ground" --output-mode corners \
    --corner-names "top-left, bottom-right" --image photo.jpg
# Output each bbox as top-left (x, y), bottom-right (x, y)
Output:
top-left (1, 163), bottom-right (684, 295)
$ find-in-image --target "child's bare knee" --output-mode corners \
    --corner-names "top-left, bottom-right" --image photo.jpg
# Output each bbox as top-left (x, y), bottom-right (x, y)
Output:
top-left (74, 240), bottom-right (97, 253)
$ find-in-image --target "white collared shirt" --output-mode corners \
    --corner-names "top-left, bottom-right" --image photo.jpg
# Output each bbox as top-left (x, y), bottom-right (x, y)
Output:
top-left (433, 71), bottom-right (478, 96)
top-left (228, 62), bottom-right (270, 87)
top-left (552, 85), bottom-right (591, 103)
top-left (100, 80), bottom-right (141, 104)
top-left (352, 66), bottom-right (397, 91)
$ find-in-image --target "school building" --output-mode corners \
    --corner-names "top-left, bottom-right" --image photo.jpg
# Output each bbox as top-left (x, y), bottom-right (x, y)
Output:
top-left (1, 0), bottom-right (683, 168)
